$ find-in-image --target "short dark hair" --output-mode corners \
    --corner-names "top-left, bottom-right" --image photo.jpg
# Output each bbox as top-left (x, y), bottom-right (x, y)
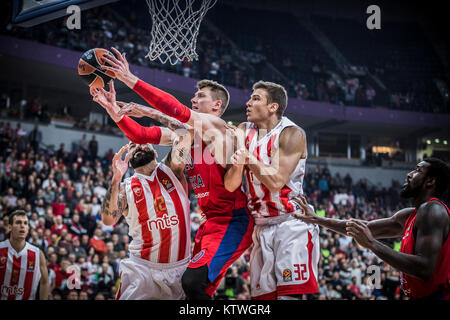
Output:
top-left (424, 157), bottom-right (450, 197)
top-left (253, 81), bottom-right (288, 118)
top-left (9, 209), bottom-right (27, 225)
top-left (197, 80), bottom-right (230, 115)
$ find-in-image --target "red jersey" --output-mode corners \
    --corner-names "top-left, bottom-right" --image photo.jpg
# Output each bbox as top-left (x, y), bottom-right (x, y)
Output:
top-left (0, 240), bottom-right (41, 300)
top-left (400, 198), bottom-right (450, 299)
top-left (186, 136), bottom-right (248, 218)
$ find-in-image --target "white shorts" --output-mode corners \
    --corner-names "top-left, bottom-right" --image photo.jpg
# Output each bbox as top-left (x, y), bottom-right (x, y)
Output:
top-left (250, 214), bottom-right (320, 299)
top-left (116, 255), bottom-right (189, 300)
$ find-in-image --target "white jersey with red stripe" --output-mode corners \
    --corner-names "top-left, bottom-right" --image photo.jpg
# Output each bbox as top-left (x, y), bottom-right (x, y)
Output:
top-left (244, 116), bottom-right (306, 218)
top-left (0, 240), bottom-right (41, 300)
top-left (124, 162), bottom-right (191, 264)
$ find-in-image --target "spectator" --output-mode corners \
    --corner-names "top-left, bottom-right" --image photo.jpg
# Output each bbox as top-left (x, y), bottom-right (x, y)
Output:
top-left (52, 194), bottom-right (66, 216)
top-left (348, 277), bottom-right (361, 298)
top-left (89, 228), bottom-right (107, 258)
top-left (89, 135), bottom-right (98, 161)
top-left (28, 123), bottom-right (42, 152)
top-left (97, 263), bottom-right (114, 294)
top-left (79, 134), bottom-right (89, 154)
top-left (69, 236), bottom-right (87, 258)
top-left (51, 215), bottom-right (68, 237)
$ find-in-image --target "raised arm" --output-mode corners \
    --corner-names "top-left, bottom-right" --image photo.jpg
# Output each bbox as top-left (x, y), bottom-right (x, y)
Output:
top-left (101, 146), bottom-right (130, 225)
top-left (90, 81), bottom-right (170, 145)
top-left (116, 101), bottom-right (192, 146)
top-left (101, 48), bottom-right (230, 146)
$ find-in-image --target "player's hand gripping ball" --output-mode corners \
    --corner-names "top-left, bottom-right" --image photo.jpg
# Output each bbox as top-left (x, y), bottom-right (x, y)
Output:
top-left (78, 48), bottom-right (117, 88)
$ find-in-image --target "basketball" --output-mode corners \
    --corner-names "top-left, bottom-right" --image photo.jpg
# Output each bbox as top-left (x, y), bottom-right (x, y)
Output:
top-left (78, 48), bottom-right (117, 88)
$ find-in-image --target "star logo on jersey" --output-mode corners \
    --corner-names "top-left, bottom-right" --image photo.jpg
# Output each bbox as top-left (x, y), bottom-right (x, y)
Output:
top-left (161, 177), bottom-right (175, 193)
top-left (132, 187), bottom-right (142, 197)
top-left (282, 269), bottom-right (292, 282)
top-left (27, 260), bottom-right (35, 271)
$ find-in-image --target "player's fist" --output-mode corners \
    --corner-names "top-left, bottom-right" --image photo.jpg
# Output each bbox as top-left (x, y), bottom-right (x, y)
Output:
top-left (231, 148), bottom-right (249, 166)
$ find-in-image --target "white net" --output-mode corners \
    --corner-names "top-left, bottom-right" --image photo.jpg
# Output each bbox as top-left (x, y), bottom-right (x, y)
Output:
top-left (145, 0), bottom-right (217, 65)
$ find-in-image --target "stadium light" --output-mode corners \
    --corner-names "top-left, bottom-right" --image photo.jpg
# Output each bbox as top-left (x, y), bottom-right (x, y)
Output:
top-left (435, 138), bottom-right (440, 143)
top-left (426, 140), bottom-right (431, 144)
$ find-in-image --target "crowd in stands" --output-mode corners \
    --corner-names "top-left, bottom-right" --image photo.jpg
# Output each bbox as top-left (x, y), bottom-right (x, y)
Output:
top-left (2, 118), bottom-right (434, 300)
top-left (2, 2), bottom-right (448, 114)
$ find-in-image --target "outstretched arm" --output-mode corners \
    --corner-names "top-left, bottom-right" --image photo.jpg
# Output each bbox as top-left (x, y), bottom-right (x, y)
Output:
top-left (101, 48), bottom-right (230, 146)
top-left (116, 101), bottom-right (192, 146)
top-left (292, 195), bottom-right (413, 238)
top-left (90, 81), bottom-right (167, 145)
top-left (347, 201), bottom-right (449, 281)
top-left (101, 146), bottom-right (129, 225)
top-left (101, 48), bottom-right (191, 123)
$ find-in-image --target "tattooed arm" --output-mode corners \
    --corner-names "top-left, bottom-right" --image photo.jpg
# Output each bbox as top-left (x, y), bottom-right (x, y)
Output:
top-left (101, 145), bottom-right (130, 225)
top-left (117, 101), bottom-right (191, 146)
top-left (102, 181), bottom-right (128, 226)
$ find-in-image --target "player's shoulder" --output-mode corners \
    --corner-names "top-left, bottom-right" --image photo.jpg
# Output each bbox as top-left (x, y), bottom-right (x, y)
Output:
top-left (416, 200), bottom-right (449, 224)
top-left (279, 117), bottom-right (305, 133)
top-left (0, 239), bottom-right (9, 248)
top-left (24, 241), bottom-right (43, 254)
top-left (239, 121), bottom-right (254, 131)
top-left (279, 123), bottom-right (305, 142)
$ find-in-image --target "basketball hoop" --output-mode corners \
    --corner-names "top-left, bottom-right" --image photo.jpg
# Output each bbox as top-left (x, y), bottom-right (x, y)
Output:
top-left (145, 0), bottom-right (217, 65)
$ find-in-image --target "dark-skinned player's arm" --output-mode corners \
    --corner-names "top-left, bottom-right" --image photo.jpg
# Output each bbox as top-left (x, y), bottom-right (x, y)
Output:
top-left (238, 126), bottom-right (306, 193)
top-left (292, 194), bottom-right (414, 239)
top-left (101, 47), bottom-right (229, 139)
top-left (346, 200), bottom-right (449, 281)
top-left (90, 81), bottom-right (173, 146)
top-left (101, 145), bottom-right (130, 226)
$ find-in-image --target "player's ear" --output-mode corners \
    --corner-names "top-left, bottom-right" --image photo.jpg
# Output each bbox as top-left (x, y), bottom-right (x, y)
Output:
top-left (212, 99), bottom-right (222, 114)
top-left (425, 176), bottom-right (436, 189)
top-left (270, 102), bottom-right (279, 115)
